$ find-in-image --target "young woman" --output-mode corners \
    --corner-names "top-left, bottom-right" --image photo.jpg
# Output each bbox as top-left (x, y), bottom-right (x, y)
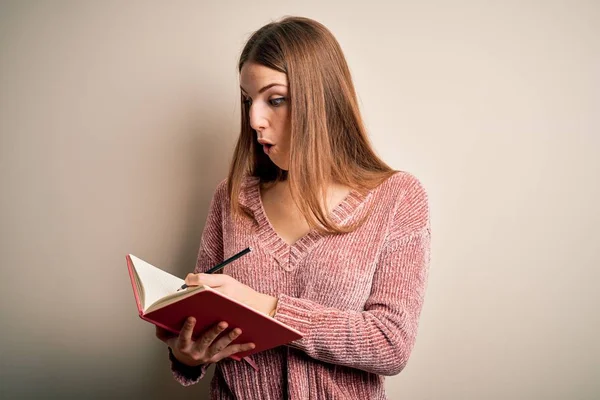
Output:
top-left (156, 16), bottom-right (431, 399)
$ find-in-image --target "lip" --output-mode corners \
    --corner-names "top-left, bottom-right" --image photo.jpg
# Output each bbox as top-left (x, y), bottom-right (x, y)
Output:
top-left (257, 138), bottom-right (275, 146)
top-left (258, 139), bottom-right (274, 155)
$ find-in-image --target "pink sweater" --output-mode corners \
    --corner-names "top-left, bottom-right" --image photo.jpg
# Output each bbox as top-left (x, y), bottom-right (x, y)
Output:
top-left (169, 171), bottom-right (431, 399)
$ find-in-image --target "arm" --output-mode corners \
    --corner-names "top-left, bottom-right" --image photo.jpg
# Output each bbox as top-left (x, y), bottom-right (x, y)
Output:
top-left (274, 176), bottom-right (431, 376)
top-left (169, 181), bottom-right (226, 386)
top-left (274, 229), bottom-right (430, 376)
top-left (193, 181), bottom-right (226, 275)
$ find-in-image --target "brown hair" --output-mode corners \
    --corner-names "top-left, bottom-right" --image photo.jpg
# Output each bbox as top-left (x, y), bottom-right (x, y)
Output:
top-left (228, 16), bottom-right (396, 234)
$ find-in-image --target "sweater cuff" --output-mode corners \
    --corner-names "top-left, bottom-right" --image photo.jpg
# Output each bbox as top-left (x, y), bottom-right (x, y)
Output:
top-left (168, 347), bottom-right (209, 386)
top-left (273, 294), bottom-right (314, 349)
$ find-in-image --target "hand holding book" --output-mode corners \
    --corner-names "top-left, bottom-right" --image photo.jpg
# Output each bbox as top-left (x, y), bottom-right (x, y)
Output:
top-left (156, 317), bottom-right (255, 367)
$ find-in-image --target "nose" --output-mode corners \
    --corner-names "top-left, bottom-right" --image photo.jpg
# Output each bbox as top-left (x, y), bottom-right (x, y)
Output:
top-left (249, 102), bottom-right (268, 132)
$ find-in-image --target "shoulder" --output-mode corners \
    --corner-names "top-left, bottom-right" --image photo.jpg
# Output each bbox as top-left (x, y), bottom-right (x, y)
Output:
top-left (375, 171), bottom-right (430, 239)
top-left (205, 178), bottom-right (227, 203)
top-left (205, 178), bottom-right (230, 214)
top-left (214, 178), bottom-right (229, 198)
top-left (381, 171), bottom-right (428, 207)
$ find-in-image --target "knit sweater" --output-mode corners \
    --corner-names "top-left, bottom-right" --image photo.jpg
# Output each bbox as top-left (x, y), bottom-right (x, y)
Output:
top-left (169, 171), bottom-right (431, 399)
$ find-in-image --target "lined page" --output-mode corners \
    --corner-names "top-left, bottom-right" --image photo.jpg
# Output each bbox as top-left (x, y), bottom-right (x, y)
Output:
top-left (129, 255), bottom-right (185, 311)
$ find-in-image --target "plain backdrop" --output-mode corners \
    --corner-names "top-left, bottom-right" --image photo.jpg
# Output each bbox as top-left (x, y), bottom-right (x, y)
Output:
top-left (1, 1), bottom-right (598, 399)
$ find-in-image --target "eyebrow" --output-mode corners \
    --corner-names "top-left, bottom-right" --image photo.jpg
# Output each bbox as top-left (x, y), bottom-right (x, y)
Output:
top-left (240, 83), bottom-right (287, 94)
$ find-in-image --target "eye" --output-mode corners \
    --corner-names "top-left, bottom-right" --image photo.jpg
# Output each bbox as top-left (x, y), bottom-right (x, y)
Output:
top-left (269, 97), bottom-right (286, 107)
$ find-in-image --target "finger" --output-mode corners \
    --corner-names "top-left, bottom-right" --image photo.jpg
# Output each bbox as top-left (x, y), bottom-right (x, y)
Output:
top-left (178, 317), bottom-right (196, 349)
top-left (186, 273), bottom-right (230, 288)
top-left (184, 273), bottom-right (202, 287)
top-left (213, 342), bottom-right (256, 362)
top-left (206, 327), bottom-right (243, 358)
top-left (196, 321), bottom-right (228, 351)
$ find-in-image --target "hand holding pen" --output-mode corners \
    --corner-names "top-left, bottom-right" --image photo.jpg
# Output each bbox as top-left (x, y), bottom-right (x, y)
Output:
top-left (176, 244), bottom-right (277, 315)
top-left (178, 247), bottom-right (252, 291)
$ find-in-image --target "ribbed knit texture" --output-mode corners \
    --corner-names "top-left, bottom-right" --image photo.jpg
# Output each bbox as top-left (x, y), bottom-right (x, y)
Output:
top-left (169, 171), bottom-right (430, 399)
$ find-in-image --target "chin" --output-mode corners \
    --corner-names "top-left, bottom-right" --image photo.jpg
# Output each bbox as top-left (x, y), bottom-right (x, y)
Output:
top-left (270, 159), bottom-right (289, 171)
top-left (266, 155), bottom-right (283, 170)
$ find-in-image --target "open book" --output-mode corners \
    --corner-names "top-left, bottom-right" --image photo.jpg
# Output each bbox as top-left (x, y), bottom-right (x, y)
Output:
top-left (126, 254), bottom-right (303, 360)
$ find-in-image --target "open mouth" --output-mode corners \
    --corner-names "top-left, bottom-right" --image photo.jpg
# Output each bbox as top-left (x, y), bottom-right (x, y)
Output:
top-left (263, 144), bottom-right (274, 154)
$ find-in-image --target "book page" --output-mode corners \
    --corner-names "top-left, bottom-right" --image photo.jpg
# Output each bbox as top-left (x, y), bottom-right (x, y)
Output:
top-left (128, 255), bottom-right (185, 311)
top-left (145, 284), bottom-right (206, 314)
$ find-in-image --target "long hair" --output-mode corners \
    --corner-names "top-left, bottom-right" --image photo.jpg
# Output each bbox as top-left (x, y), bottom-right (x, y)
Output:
top-left (228, 16), bottom-right (396, 234)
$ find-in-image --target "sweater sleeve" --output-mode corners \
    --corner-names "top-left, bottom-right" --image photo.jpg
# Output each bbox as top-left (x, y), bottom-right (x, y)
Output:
top-left (168, 347), bottom-right (210, 386)
top-left (273, 177), bottom-right (431, 376)
top-left (170, 180), bottom-right (226, 386)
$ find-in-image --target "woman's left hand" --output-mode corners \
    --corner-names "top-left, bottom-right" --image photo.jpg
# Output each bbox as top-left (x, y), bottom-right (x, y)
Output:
top-left (185, 273), bottom-right (278, 316)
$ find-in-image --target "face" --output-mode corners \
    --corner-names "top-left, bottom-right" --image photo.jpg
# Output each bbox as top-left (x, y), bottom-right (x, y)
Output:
top-left (240, 62), bottom-right (291, 170)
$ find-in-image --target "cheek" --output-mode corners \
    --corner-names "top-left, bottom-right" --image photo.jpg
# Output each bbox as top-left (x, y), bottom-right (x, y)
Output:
top-left (274, 110), bottom-right (291, 146)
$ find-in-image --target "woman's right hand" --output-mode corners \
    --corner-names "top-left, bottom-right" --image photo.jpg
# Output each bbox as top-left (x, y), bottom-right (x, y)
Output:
top-left (155, 317), bottom-right (256, 367)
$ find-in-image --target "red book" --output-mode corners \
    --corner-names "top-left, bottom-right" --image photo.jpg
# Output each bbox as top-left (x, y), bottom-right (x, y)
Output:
top-left (126, 254), bottom-right (303, 361)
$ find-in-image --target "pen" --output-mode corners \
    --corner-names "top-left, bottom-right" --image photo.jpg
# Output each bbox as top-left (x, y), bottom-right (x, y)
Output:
top-left (177, 246), bottom-right (252, 291)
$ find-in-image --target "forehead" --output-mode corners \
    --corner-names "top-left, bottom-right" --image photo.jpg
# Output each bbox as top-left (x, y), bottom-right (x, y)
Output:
top-left (240, 62), bottom-right (288, 92)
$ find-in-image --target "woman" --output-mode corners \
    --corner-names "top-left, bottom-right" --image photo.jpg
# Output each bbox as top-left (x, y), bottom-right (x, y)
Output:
top-left (156, 16), bottom-right (430, 399)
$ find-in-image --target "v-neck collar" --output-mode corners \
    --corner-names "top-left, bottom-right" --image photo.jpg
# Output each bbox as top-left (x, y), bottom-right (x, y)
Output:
top-left (238, 175), bottom-right (373, 271)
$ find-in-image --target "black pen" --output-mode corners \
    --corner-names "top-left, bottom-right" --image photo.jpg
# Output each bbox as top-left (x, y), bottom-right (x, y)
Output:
top-left (177, 247), bottom-right (252, 291)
